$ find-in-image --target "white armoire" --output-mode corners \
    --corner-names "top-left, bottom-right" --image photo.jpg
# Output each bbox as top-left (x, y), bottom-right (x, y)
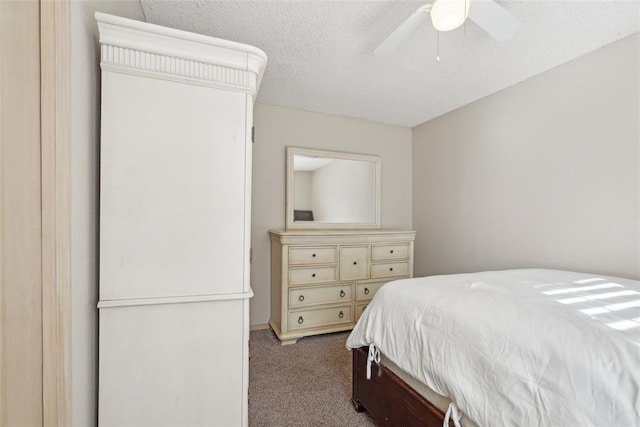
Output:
top-left (96, 13), bottom-right (266, 426)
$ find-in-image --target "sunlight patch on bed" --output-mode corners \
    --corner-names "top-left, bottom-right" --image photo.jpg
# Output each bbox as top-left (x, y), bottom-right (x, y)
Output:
top-left (573, 278), bottom-right (607, 285)
top-left (581, 300), bottom-right (640, 316)
top-left (543, 283), bottom-right (622, 295)
top-left (557, 290), bottom-right (639, 305)
top-left (606, 318), bottom-right (640, 331)
top-left (540, 279), bottom-right (640, 339)
top-left (603, 300), bottom-right (640, 311)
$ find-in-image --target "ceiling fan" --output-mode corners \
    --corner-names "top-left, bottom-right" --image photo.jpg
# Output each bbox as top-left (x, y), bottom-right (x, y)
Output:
top-left (374, 0), bottom-right (520, 55)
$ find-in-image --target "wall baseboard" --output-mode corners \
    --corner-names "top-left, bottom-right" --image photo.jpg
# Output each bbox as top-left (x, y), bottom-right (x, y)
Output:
top-left (250, 323), bottom-right (270, 331)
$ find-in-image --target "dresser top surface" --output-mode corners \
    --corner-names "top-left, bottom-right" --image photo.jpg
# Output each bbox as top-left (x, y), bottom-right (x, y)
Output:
top-left (269, 229), bottom-right (416, 244)
top-left (270, 229), bottom-right (415, 236)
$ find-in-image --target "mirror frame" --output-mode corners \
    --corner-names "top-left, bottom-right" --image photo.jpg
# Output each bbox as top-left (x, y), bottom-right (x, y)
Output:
top-left (285, 146), bottom-right (381, 230)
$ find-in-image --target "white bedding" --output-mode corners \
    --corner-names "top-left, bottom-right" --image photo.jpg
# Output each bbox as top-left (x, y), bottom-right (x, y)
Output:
top-left (346, 269), bottom-right (640, 427)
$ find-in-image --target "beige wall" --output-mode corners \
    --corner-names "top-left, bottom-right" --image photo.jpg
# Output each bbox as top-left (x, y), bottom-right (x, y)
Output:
top-left (251, 104), bottom-right (413, 325)
top-left (312, 159), bottom-right (376, 223)
top-left (70, 1), bottom-right (145, 425)
top-left (412, 34), bottom-right (640, 280)
top-left (294, 171), bottom-right (312, 210)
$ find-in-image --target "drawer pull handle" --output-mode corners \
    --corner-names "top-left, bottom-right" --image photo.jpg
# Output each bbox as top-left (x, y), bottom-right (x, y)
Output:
top-left (298, 295), bottom-right (305, 302)
top-left (353, 261), bottom-right (357, 265)
top-left (363, 305), bottom-right (368, 311)
top-left (364, 287), bottom-right (370, 295)
top-left (390, 250), bottom-right (394, 254)
top-left (298, 316), bottom-right (304, 324)
top-left (389, 267), bottom-right (393, 271)
top-left (312, 253), bottom-right (316, 257)
top-left (340, 290), bottom-right (346, 297)
top-left (338, 311), bottom-right (344, 319)
top-left (312, 273), bottom-right (316, 278)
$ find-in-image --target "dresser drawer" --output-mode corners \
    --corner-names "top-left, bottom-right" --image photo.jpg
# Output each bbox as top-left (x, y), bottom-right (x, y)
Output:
top-left (356, 281), bottom-right (386, 301)
top-left (289, 266), bottom-right (337, 285)
top-left (355, 303), bottom-right (369, 322)
top-left (339, 246), bottom-right (369, 281)
top-left (370, 262), bottom-right (409, 279)
top-left (371, 243), bottom-right (409, 261)
top-left (289, 246), bottom-right (337, 265)
top-left (289, 284), bottom-right (352, 308)
top-left (288, 305), bottom-right (353, 330)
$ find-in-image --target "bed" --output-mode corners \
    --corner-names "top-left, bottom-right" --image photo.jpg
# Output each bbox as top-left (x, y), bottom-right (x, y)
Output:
top-left (346, 269), bottom-right (640, 427)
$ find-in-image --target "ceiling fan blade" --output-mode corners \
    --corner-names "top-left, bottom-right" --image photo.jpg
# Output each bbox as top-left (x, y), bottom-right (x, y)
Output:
top-left (468, 0), bottom-right (520, 41)
top-left (374, 5), bottom-right (431, 56)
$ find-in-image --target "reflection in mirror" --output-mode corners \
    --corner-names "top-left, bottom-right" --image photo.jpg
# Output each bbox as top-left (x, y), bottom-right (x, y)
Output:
top-left (293, 156), bottom-right (376, 223)
top-left (285, 147), bottom-right (381, 230)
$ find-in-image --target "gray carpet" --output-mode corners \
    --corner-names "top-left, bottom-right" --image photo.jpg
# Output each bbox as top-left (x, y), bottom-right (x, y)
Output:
top-left (249, 329), bottom-right (376, 426)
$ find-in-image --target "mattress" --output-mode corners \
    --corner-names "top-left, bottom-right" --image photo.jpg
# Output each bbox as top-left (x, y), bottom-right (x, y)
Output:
top-left (347, 269), bottom-right (640, 427)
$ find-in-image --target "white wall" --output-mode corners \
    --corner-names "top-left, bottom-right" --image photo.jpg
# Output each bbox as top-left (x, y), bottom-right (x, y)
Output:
top-left (312, 159), bottom-right (375, 223)
top-left (251, 104), bottom-right (412, 325)
top-left (412, 34), bottom-right (640, 280)
top-left (293, 171), bottom-right (312, 210)
top-left (70, 1), bottom-right (145, 425)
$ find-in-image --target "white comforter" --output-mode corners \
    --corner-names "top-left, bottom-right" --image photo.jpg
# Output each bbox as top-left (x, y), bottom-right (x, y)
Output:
top-left (347, 269), bottom-right (640, 427)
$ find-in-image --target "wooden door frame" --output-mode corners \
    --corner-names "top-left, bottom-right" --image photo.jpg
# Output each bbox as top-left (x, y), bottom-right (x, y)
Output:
top-left (41, 0), bottom-right (71, 425)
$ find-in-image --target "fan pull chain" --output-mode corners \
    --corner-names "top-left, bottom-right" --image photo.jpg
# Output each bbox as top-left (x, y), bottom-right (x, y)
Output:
top-left (436, 30), bottom-right (440, 62)
top-left (464, 0), bottom-right (468, 35)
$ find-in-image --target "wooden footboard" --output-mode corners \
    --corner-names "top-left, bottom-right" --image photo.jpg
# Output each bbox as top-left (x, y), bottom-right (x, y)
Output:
top-left (352, 346), bottom-right (453, 427)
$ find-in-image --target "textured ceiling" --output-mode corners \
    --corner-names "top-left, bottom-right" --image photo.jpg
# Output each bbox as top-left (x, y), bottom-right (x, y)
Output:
top-left (140, 0), bottom-right (639, 127)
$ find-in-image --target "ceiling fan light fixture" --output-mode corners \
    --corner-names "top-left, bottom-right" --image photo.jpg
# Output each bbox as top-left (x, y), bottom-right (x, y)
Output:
top-left (430, 0), bottom-right (470, 32)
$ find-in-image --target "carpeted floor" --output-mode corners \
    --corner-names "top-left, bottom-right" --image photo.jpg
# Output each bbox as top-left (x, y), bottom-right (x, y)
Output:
top-left (249, 329), bottom-right (376, 426)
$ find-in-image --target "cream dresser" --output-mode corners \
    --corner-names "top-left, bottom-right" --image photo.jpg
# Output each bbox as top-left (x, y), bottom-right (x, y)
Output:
top-left (269, 230), bottom-right (416, 344)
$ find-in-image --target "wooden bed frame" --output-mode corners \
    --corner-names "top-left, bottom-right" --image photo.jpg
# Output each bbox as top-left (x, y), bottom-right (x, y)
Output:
top-left (352, 346), bottom-right (455, 427)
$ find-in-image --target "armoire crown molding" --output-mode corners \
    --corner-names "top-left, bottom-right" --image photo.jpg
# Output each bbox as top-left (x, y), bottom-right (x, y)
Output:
top-left (95, 12), bottom-right (267, 96)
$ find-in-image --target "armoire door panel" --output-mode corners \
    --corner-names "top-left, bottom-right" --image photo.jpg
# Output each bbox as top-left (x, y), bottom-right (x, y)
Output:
top-left (99, 72), bottom-right (248, 300)
top-left (99, 301), bottom-right (246, 426)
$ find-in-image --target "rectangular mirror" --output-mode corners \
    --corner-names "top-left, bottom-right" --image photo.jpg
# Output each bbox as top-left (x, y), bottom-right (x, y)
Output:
top-left (286, 147), bottom-right (381, 230)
